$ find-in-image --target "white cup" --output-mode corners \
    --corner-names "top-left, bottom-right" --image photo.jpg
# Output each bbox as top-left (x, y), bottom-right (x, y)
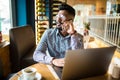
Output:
top-left (22, 67), bottom-right (37, 80)
top-left (112, 64), bottom-right (120, 79)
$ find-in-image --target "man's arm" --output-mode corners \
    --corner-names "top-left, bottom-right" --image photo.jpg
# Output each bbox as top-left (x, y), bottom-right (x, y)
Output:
top-left (71, 32), bottom-right (84, 50)
top-left (33, 30), bottom-right (54, 64)
top-left (63, 20), bottom-right (84, 49)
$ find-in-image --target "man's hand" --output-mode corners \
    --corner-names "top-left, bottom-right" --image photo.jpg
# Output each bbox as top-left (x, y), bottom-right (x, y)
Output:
top-left (52, 58), bottom-right (65, 67)
top-left (62, 20), bottom-right (76, 35)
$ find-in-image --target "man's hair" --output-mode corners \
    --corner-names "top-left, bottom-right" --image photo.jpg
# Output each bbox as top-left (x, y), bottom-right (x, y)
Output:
top-left (58, 3), bottom-right (75, 17)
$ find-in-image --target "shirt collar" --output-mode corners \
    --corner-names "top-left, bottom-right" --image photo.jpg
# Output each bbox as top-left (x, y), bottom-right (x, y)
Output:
top-left (56, 29), bottom-right (60, 36)
top-left (56, 29), bottom-right (71, 38)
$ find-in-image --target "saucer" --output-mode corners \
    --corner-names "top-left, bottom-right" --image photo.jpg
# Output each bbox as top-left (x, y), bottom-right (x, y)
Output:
top-left (18, 72), bottom-right (42, 80)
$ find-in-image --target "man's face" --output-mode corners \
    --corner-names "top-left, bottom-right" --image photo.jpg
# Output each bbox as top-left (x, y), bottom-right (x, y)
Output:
top-left (56, 10), bottom-right (74, 30)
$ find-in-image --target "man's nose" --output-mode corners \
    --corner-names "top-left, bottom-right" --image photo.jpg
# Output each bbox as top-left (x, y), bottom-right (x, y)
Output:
top-left (56, 17), bottom-right (62, 23)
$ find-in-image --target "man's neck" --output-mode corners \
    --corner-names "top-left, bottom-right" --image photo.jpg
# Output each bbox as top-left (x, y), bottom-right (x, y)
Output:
top-left (60, 30), bottom-right (69, 37)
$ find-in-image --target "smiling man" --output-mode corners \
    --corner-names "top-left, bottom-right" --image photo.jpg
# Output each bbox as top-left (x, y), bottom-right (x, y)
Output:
top-left (33, 3), bottom-right (84, 67)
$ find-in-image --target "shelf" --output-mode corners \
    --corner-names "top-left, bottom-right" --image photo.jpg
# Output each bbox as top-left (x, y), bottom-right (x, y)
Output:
top-left (53, 10), bottom-right (60, 12)
top-left (0, 40), bottom-right (9, 48)
top-left (35, 0), bottom-right (48, 44)
top-left (35, 0), bottom-right (66, 44)
top-left (35, 19), bottom-right (48, 21)
top-left (53, 1), bottom-right (62, 3)
top-left (37, 14), bottom-right (46, 16)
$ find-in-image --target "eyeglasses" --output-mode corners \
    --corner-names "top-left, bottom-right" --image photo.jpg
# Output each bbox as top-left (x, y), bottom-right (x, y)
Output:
top-left (56, 14), bottom-right (66, 20)
top-left (55, 14), bottom-right (73, 24)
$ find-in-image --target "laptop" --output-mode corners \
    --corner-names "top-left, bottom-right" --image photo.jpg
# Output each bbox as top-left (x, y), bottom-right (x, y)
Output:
top-left (52, 46), bottom-right (116, 80)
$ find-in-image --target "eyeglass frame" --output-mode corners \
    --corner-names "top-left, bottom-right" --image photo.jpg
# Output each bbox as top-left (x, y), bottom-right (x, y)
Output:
top-left (55, 14), bottom-right (73, 24)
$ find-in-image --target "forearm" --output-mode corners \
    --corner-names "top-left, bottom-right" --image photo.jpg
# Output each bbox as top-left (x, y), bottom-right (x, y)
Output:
top-left (33, 29), bottom-right (54, 64)
top-left (33, 50), bottom-right (54, 64)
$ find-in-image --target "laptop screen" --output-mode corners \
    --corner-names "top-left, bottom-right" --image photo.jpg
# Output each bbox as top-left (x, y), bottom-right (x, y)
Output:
top-left (61, 46), bottom-right (116, 80)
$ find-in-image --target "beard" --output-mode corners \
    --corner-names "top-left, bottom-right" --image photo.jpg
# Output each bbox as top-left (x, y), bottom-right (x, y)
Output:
top-left (56, 26), bottom-right (62, 31)
top-left (56, 22), bottom-right (62, 31)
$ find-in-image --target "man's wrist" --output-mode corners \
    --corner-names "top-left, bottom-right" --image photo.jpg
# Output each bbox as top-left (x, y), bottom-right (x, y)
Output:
top-left (51, 57), bottom-right (55, 65)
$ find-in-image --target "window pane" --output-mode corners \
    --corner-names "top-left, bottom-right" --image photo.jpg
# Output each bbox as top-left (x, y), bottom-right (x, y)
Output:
top-left (0, 0), bottom-right (12, 35)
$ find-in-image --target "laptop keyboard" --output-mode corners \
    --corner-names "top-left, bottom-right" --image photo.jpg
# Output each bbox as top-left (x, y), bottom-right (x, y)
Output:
top-left (52, 65), bottom-right (63, 79)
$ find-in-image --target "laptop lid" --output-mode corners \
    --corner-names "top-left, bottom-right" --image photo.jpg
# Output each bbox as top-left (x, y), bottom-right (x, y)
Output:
top-left (61, 46), bottom-right (116, 80)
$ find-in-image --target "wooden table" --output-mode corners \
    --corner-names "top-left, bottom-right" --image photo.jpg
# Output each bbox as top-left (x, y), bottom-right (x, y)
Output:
top-left (9, 63), bottom-right (60, 80)
top-left (9, 63), bottom-right (120, 80)
top-left (0, 41), bottom-right (11, 77)
top-left (81, 74), bottom-right (120, 80)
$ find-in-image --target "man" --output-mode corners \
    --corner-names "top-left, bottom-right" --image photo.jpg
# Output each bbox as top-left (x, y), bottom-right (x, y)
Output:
top-left (33, 3), bottom-right (83, 67)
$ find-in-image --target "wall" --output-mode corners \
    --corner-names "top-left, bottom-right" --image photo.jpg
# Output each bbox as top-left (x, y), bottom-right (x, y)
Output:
top-left (67, 0), bottom-right (96, 6)
top-left (67, 0), bottom-right (107, 15)
top-left (13, 0), bottom-right (35, 31)
top-left (16, 0), bottom-right (27, 26)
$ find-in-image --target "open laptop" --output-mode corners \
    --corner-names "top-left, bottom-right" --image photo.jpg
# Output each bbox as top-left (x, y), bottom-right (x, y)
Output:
top-left (52, 46), bottom-right (116, 80)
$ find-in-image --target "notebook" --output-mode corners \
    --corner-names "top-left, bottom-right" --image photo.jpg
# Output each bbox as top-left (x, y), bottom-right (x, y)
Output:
top-left (53, 46), bottom-right (117, 80)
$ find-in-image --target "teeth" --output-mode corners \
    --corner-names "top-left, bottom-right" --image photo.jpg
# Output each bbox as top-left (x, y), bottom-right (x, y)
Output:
top-left (57, 23), bottom-right (61, 25)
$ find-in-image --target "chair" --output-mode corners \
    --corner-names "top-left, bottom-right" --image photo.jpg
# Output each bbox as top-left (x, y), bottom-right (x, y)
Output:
top-left (9, 25), bottom-right (37, 73)
top-left (0, 59), bottom-right (4, 80)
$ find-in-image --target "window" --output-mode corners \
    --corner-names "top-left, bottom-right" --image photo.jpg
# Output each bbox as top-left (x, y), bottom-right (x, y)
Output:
top-left (0, 0), bottom-right (12, 41)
